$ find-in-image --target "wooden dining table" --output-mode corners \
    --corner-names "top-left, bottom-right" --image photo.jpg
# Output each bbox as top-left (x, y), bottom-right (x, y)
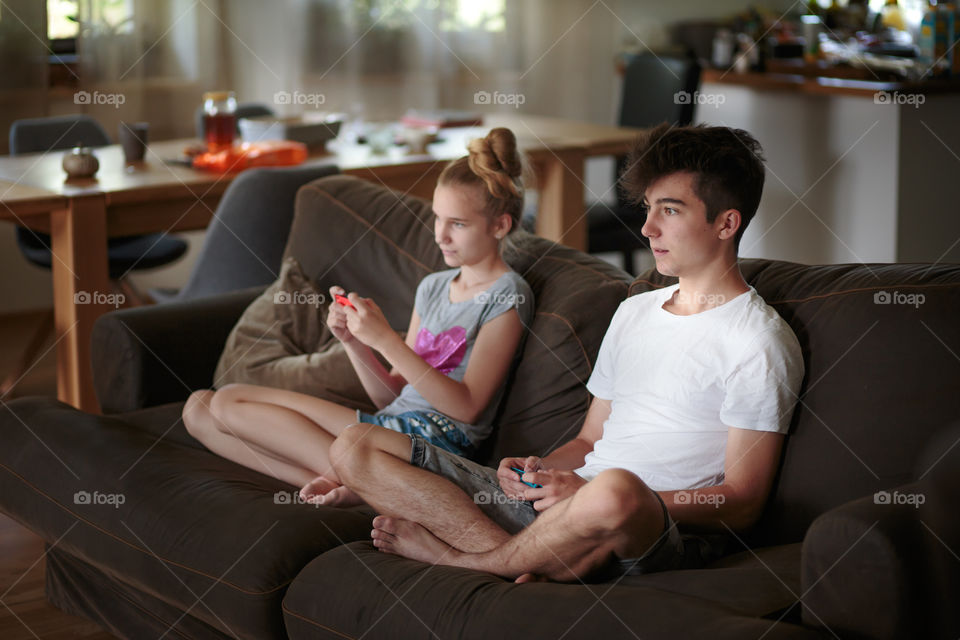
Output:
top-left (0, 113), bottom-right (641, 413)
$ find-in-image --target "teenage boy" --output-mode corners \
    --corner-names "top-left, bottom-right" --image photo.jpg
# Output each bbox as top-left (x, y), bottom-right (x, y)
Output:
top-left (308, 124), bottom-right (804, 582)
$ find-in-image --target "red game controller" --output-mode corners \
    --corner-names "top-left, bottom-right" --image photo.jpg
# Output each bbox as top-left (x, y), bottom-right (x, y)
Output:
top-left (334, 293), bottom-right (357, 310)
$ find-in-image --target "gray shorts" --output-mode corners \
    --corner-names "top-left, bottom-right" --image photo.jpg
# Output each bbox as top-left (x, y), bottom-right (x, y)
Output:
top-left (409, 434), bottom-right (729, 578)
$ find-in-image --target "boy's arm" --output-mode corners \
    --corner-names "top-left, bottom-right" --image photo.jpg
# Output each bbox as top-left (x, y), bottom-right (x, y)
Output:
top-left (659, 427), bottom-right (785, 531)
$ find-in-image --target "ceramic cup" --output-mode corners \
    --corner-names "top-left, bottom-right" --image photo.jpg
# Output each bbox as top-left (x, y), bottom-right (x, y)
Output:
top-left (118, 122), bottom-right (149, 163)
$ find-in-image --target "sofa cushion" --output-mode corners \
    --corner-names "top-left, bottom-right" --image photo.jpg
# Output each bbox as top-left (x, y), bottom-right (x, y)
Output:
top-left (275, 175), bottom-right (633, 463)
top-left (282, 541), bottom-right (819, 640)
top-left (213, 256), bottom-right (378, 413)
top-left (629, 259), bottom-right (960, 545)
top-left (0, 396), bottom-right (373, 639)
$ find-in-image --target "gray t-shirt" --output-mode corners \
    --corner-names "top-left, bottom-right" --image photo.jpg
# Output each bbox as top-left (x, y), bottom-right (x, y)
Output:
top-left (378, 268), bottom-right (534, 445)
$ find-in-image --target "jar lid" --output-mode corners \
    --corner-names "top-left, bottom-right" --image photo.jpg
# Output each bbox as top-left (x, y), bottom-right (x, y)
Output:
top-left (203, 91), bottom-right (235, 101)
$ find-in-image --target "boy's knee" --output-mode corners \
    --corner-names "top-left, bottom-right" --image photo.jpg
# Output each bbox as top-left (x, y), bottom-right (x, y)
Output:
top-left (575, 469), bottom-right (658, 533)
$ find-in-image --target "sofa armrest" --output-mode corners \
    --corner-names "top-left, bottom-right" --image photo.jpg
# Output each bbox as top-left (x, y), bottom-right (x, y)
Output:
top-left (801, 483), bottom-right (928, 640)
top-left (92, 287), bottom-right (263, 414)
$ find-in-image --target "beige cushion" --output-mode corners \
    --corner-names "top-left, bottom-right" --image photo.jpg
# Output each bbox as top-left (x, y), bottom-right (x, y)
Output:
top-left (214, 256), bottom-right (378, 413)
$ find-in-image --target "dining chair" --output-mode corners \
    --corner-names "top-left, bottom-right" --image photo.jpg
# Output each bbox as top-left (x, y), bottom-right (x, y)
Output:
top-left (149, 164), bottom-right (340, 303)
top-left (586, 52), bottom-right (701, 274)
top-left (2, 114), bottom-right (188, 397)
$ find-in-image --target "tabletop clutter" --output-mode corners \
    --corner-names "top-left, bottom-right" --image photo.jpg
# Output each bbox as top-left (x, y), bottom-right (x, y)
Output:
top-left (62, 89), bottom-right (490, 175)
top-left (677, 1), bottom-right (960, 81)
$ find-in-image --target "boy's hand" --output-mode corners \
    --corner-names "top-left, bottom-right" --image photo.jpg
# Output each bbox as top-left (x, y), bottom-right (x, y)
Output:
top-left (326, 286), bottom-right (355, 343)
top-left (497, 456), bottom-right (542, 500)
top-left (520, 470), bottom-right (587, 512)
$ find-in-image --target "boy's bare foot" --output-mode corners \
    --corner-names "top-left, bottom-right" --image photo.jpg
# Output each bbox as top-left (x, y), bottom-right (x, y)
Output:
top-left (300, 476), bottom-right (364, 507)
top-left (371, 516), bottom-right (462, 566)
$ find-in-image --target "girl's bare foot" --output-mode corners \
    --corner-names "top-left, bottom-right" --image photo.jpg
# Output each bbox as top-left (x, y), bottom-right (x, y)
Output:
top-left (371, 516), bottom-right (462, 566)
top-left (300, 476), bottom-right (364, 507)
top-left (514, 572), bottom-right (550, 584)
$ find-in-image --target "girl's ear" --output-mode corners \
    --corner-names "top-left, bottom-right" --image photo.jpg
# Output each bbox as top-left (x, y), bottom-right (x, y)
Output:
top-left (492, 212), bottom-right (512, 239)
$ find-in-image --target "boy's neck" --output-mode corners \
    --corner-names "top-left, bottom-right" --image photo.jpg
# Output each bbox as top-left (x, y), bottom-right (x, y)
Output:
top-left (666, 258), bottom-right (749, 316)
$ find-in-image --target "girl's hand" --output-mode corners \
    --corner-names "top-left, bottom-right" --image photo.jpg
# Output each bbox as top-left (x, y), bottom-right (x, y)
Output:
top-left (326, 286), bottom-right (354, 343)
top-left (344, 294), bottom-right (396, 352)
top-left (497, 456), bottom-right (543, 500)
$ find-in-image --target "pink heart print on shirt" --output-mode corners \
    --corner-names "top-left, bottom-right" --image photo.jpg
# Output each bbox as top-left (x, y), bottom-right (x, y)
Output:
top-left (415, 326), bottom-right (467, 375)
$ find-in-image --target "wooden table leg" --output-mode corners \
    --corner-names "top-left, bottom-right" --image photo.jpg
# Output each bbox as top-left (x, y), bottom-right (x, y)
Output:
top-left (49, 195), bottom-right (108, 414)
top-left (534, 148), bottom-right (588, 252)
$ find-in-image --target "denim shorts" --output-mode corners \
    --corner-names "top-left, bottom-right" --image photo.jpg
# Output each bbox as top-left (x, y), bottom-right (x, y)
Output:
top-left (357, 410), bottom-right (474, 457)
top-left (408, 434), bottom-right (729, 578)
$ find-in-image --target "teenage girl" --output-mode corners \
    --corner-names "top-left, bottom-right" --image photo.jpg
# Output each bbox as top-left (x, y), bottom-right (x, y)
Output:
top-left (182, 127), bottom-right (534, 496)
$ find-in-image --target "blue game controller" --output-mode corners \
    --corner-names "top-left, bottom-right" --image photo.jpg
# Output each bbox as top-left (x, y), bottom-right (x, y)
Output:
top-left (511, 467), bottom-right (542, 488)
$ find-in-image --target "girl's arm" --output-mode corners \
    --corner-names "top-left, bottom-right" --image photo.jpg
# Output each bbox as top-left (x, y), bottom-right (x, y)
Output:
top-left (348, 294), bottom-right (524, 424)
top-left (341, 310), bottom-right (421, 410)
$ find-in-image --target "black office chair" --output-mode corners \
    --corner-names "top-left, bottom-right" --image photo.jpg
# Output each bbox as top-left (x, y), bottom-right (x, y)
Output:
top-left (587, 53), bottom-right (701, 274)
top-left (2, 114), bottom-right (188, 397)
top-left (194, 102), bottom-right (276, 140)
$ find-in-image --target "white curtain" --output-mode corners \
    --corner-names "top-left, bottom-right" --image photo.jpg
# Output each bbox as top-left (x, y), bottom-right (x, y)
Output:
top-left (65, 0), bottom-right (622, 141)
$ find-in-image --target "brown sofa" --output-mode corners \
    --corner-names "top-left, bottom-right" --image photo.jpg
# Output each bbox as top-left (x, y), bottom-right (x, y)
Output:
top-left (0, 175), bottom-right (957, 640)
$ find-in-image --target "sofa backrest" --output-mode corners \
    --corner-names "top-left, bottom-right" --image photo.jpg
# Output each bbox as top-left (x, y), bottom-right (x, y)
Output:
top-left (630, 259), bottom-right (960, 545)
top-left (284, 176), bottom-right (632, 465)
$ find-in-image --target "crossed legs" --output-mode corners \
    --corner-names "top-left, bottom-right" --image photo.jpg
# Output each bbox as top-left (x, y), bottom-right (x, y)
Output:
top-left (329, 425), bottom-right (512, 553)
top-left (331, 426), bottom-right (667, 581)
top-left (182, 383), bottom-right (358, 487)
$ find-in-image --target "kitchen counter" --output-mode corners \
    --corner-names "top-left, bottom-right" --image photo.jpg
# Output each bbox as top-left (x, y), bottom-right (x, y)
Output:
top-left (702, 66), bottom-right (960, 98)
top-left (695, 70), bottom-right (960, 265)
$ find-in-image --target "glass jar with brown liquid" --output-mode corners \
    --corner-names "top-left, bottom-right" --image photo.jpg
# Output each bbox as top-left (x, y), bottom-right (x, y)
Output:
top-left (202, 91), bottom-right (237, 152)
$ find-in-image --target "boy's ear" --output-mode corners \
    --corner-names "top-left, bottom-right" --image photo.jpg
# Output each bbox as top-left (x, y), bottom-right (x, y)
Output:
top-left (716, 209), bottom-right (741, 241)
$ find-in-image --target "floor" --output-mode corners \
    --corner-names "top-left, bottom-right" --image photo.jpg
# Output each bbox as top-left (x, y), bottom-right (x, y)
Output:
top-left (0, 310), bottom-right (116, 639)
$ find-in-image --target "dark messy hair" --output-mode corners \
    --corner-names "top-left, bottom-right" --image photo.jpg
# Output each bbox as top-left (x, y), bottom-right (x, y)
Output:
top-left (620, 123), bottom-right (765, 249)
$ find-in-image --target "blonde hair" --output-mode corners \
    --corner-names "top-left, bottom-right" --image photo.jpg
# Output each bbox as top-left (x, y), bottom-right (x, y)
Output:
top-left (437, 127), bottom-right (527, 234)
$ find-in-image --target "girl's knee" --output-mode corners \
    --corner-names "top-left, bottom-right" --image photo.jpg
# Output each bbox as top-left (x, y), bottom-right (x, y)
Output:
top-left (183, 390), bottom-right (215, 436)
top-left (329, 424), bottom-right (368, 475)
top-left (208, 385), bottom-right (241, 421)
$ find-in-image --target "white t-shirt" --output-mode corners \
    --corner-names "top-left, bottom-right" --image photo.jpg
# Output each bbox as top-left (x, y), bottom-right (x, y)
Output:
top-left (575, 284), bottom-right (804, 491)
